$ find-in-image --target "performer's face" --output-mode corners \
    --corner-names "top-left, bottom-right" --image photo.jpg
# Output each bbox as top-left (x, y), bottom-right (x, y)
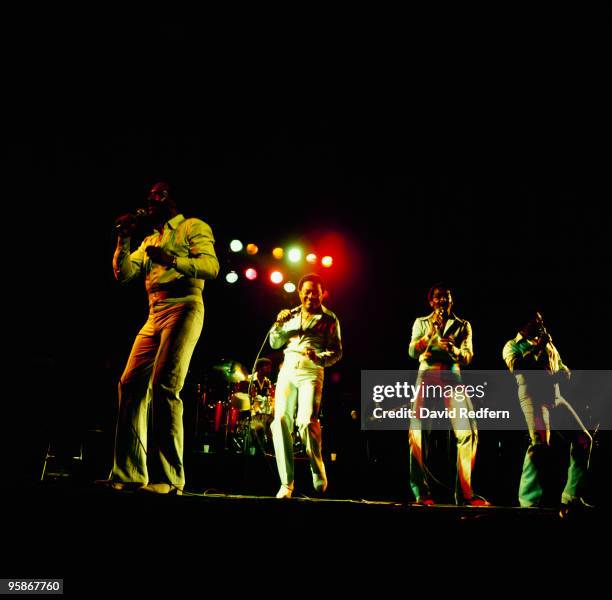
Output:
top-left (299, 281), bottom-right (323, 312)
top-left (147, 183), bottom-right (172, 221)
top-left (260, 363), bottom-right (271, 377)
top-left (522, 318), bottom-right (542, 341)
top-left (429, 288), bottom-right (452, 316)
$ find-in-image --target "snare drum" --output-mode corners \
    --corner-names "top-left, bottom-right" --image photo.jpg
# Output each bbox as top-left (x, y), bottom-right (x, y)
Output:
top-left (230, 392), bottom-right (251, 411)
top-left (229, 379), bottom-right (251, 413)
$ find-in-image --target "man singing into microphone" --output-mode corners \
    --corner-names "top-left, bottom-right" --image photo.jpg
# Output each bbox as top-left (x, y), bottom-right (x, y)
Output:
top-left (106, 181), bottom-right (219, 494)
top-left (408, 284), bottom-right (488, 506)
top-left (269, 274), bottom-right (342, 498)
top-left (503, 313), bottom-right (592, 516)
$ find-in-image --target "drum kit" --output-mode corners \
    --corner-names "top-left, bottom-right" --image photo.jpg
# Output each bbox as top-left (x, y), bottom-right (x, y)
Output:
top-left (198, 359), bottom-right (275, 454)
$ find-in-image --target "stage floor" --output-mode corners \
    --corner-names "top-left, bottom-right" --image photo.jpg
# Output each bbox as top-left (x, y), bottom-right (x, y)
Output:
top-left (2, 479), bottom-right (606, 595)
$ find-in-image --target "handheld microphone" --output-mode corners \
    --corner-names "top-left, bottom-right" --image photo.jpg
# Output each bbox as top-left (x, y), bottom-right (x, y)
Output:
top-left (114, 208), bottom-right (148, 232)
top-left (535, 312), bottom-right (552, 344)
top-left (277, 306), bottom-right (301, 324)
top-left (432, 308), bottom-right (446, 332)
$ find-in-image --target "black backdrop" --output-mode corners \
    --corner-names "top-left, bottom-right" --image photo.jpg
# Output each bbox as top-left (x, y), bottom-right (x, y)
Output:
top-left (5, 16), bottom-right (610, 498)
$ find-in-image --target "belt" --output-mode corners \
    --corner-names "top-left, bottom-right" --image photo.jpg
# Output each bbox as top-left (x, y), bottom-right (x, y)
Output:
top-left (148, 284), bottom-right (203, 301)
top-left (282, 358), bottom-right (323, 370)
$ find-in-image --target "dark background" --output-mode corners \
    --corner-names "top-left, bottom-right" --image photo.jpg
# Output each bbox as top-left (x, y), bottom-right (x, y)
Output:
top-left (5, 15), bottom-right (610, 502)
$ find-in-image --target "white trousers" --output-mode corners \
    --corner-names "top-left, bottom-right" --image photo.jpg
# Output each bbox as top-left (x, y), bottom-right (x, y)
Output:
top-left (271, 363), bottom-right (325, 487)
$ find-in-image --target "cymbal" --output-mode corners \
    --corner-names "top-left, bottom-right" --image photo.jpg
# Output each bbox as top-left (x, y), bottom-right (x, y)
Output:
top-left (211, 360), bottom-right (249, 383)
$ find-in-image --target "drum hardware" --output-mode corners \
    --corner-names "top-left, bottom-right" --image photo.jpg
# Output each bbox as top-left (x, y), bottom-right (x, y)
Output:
top-left (196, 360), bottom-right (288, 456)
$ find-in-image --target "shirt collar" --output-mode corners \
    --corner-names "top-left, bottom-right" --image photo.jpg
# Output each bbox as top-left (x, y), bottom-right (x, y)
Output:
top-left (516, 333), bottom-right (536, 346)
top-left (167, 213), bottom-right (185, 230)
top-left (154, 213), bottom-right (185, 233)
top-left (427, 311), bottom-right (457, 321)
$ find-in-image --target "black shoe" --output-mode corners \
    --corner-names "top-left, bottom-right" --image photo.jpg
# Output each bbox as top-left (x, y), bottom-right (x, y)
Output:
top-left (559, 497), bottom-right (594, 518)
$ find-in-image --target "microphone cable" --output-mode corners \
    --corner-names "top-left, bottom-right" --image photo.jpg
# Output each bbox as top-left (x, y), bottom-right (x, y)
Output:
top-left (244, 325), bottom-right (283, 481)
top-left (243, 307), bottom-right (301, 487)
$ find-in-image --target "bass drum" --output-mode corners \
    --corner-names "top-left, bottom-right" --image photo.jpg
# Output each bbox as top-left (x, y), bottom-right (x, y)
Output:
top-left (211, 400), bottom-right (249, 433)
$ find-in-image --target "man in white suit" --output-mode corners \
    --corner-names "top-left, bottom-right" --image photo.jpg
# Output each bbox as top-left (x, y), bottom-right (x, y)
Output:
top-left (269, 274), bottom-right (342, 499)
top-left (408, 284), bottom-right (488, 506)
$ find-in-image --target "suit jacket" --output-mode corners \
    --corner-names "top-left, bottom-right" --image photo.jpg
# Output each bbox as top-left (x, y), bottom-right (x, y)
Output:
top-left (409, 312), bottom-right (473, 372)
top-left (270, 305), bottom-right (342, 368)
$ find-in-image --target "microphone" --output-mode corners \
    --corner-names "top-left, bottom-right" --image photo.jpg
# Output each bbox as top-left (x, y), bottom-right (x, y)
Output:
top-left (535, 312), bottom-right (552, 345)
top-left (277, 306), bottom-right (301, 324)
top-left (432, 308), bottom-right (445, 333)
top-left (114, 208), bottom-right (148, 232)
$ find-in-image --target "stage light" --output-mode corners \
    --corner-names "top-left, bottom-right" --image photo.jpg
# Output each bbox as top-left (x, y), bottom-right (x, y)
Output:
top-left (270, 271), bottom-right (284, 284)
top-left (225, 271), bottom-right (239, 284)
top-left (321, 255), bottom-right (333, 268)
top-left (283, 282), bottom-right (296, 293)
top-left (287, 247), bottom-right (302, 263)
top-left (272, 247), bottom-right (284, 259)
top-left (230, 240), bottom-right (243, 252)
top-left (246, 243), bottom-right (259, 255)
top-left (245, 268), bottom-right (258, 280)
top-left (306, 253), bottom-right (317, 264)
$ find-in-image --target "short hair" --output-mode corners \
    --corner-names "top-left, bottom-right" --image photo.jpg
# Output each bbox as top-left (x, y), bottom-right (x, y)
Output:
top-left (298, 273), bottom-right (324, 292)
top-left (516, 309), bottom-right (545, 337)
top-left (427, 282), bottom-right (452, 302)
top-left (150, 181), bottom-right (171, 194)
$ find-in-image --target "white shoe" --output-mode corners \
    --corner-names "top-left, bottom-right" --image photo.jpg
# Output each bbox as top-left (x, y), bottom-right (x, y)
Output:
top-left (276, 484), bottom-right (293, 499)
top-left (312, 472), bottom-right (327, 493)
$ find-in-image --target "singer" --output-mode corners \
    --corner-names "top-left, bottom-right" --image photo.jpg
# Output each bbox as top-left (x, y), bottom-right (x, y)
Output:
top-left (503, 313), bottom-right (592, 516)
top-left (269, 273), bottom-right (342, 498)
top-left (407, 284), bottom-right (489, 506)
top-left (103, 181), bottom-right (219, 494)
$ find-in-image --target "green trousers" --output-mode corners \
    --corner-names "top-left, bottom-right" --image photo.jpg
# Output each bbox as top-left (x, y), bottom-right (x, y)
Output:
top-left (518, 390), bottom-right (591, 507)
